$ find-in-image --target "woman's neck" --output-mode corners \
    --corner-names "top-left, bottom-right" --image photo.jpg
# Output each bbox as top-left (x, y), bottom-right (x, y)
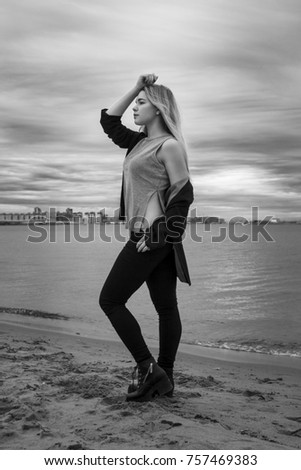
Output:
top-left (145, 120), bottom-right (169, 139)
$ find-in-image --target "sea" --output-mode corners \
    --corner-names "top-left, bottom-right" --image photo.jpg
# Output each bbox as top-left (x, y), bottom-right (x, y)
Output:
top-left (1, 223), bottom-right (301, 359)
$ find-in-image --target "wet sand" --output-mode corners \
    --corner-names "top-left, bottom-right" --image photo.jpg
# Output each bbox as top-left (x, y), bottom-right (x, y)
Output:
top-left (0, 319), bottom-right (300, 450)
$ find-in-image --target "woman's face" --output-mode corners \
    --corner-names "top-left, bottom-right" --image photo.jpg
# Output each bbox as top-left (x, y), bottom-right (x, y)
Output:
top-left (132, 91), bottom-right (157, 127)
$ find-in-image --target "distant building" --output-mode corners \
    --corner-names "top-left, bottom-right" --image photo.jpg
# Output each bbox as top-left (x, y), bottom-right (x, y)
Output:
top-left (0, 207), bottom-right (122, 225)
top-left (188, 215), bottom-right (225, 224)
top-left (0, 207), bottom-right (47, 224)
top-left (31, 207), bottom-right (48, 223)
top-left (229, 216), bottom-right (249, 224)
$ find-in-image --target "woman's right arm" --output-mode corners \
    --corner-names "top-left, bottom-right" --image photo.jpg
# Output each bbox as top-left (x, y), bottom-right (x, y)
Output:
top-left (106, 74), bottom-right (158, 116)
top-left (106, 86), bottom-right (141, 117)
top-left (100, 74), bottom-right (158, 149)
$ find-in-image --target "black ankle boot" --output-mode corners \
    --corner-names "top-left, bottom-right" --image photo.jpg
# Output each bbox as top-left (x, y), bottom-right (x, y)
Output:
top-left (127, 363), bottom-right (174, 398)
top-left (126, 359), bottom-right (172, 402)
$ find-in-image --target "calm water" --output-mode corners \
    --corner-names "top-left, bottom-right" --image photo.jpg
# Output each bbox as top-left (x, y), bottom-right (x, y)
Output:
top-left (1, 223), bottom-right (301, 357)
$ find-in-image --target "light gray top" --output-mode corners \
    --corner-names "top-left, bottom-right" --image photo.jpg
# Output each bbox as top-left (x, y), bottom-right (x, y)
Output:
top-left (123, 134), bottom-right (173, 231)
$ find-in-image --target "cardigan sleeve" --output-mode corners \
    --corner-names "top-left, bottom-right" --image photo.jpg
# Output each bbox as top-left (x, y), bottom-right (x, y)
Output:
top-left (145, 179), bottom-right (194, 249)
top-left (100, 108), bottom-right (143, 150)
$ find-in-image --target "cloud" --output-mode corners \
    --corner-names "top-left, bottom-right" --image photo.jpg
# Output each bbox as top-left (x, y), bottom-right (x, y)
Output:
top-left (1, 0), bottom-right (301, 219)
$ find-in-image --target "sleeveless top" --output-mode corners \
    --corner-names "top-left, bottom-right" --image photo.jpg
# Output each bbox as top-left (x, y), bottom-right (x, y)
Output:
top-left (123, 134), bottom-right (173, 232)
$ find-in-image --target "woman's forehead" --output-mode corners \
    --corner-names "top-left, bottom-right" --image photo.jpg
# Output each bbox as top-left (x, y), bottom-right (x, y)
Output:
top-left (137, 90), bottom-right (147, 100)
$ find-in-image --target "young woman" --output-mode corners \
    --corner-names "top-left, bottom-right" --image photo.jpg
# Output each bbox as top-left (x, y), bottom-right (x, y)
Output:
top-left (99, 74), bottom-right (194, 402)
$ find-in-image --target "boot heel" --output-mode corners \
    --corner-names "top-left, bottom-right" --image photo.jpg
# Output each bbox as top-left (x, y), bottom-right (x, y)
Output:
top-left (152, 376), bottom-right (172, 397)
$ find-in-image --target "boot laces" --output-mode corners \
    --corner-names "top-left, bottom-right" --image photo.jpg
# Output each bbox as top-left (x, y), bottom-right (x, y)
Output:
top-left (130, 363), bottom-right (153, 388)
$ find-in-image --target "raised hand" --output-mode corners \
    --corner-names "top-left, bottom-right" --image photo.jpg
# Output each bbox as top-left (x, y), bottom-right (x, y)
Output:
top-left (136, 74), bottom-right (158, 90)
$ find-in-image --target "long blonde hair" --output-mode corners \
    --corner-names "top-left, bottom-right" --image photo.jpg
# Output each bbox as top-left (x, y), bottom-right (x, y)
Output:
top-left (142, 84), bottom-right (189, 169)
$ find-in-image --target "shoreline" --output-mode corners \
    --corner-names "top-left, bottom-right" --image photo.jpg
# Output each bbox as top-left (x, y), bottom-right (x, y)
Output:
top-left (1, 314), bottom-right (300, 371)
top-left (1, 319), bottom-right (301, 450)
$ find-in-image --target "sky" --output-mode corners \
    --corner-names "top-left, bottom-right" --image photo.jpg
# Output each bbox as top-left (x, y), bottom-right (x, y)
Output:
top-left (1, 0), bottom-right (301, 220)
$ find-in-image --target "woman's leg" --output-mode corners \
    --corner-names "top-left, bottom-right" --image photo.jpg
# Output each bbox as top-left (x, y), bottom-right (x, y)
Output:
top-left (146, 248), bottom-right (181, 370)
top-left (99, 234), bottom-right (173, 364)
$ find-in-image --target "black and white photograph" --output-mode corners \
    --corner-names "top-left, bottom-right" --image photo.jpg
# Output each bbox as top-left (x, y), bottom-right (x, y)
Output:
top-left (1, 0), bottom-right (300, 458)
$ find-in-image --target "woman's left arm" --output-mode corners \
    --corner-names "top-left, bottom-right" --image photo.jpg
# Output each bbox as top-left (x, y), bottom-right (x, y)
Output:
top-left (158, 139), bottom-right (189, 185)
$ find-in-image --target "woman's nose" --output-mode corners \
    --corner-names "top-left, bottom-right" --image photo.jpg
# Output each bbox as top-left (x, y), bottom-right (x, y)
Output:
top-left (133, 105), bottom-right (138, 112)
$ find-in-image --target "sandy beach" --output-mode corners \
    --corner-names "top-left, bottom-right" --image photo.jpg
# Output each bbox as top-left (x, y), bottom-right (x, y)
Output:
top-left (0, 317), bottom-right (300, 450)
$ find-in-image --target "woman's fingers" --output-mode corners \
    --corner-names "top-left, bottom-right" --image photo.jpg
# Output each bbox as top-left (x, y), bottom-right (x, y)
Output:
top-left (140, 243), bottom-right (150, 252)
top-left (137, 241), bottom-right (146, 252)
top-left (150, 74), bottom-right (158, 84)
top-left (143, 74), bottom-right (158, 86)
top-left (136, 238), bottom-right (142, 249)
top-left (136, 236), bottom-right (150, 252)
top-left (136, 74), bottom-right (156, 89)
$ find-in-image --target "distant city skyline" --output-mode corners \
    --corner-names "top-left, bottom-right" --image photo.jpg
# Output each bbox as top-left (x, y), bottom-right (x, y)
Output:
top-left (1, 205), bottom-right (300, 223)
top-left (1, 0), bottom-right (301, 221)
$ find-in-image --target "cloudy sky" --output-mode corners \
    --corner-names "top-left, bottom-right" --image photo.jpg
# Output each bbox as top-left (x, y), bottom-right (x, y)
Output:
top-left (1, 0), bottom-right (301, 220)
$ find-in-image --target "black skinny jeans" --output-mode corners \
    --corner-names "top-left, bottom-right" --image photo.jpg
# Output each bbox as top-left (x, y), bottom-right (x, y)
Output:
top-left (99, 231), bottom-right (182, 369)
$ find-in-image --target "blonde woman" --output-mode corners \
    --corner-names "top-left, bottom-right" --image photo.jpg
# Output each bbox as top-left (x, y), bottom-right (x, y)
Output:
top-left (99, 74), bottom-right (194, 401)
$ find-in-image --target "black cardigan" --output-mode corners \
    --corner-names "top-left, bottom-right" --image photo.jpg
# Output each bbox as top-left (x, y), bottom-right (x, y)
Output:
top-left (100, 109), bottom-right (194, 285)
